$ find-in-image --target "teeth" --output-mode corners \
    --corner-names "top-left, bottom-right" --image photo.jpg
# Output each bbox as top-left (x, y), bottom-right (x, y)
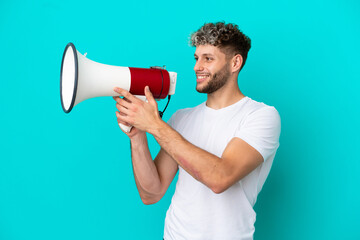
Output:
top-left (197, 75), bottom-right (208, 79)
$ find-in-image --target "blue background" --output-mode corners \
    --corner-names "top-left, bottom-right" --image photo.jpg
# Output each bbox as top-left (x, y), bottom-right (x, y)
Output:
top-left (1, 0), bottom-right (359, 239)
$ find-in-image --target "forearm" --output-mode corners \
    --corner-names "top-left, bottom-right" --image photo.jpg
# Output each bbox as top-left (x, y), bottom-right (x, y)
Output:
top-left (130, 134), bottom-right (162, 199)
top-left (149, 120), bottom-right (226, 191)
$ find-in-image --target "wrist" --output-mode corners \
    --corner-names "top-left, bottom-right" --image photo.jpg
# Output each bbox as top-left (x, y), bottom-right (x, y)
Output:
top-left (129, 132), bottom-right (147, 146)
top-left (148, 118), bottom-right (167, 137)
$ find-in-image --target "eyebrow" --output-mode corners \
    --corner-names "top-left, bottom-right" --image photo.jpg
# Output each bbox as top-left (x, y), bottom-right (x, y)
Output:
top-left (194, 53), bottom-right (215, 57)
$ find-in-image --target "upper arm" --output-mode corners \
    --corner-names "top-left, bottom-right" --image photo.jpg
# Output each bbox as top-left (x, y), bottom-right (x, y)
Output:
top-left (153, 148), bottom-right (178, 199)
top-left (215, 107), bottom-right (281, 193)
top-left (217, 138), bottom-right (264, 193)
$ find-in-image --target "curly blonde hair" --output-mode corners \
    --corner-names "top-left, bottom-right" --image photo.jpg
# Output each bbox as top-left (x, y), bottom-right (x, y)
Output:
top-left (190, 22), bottom-right (251, 70)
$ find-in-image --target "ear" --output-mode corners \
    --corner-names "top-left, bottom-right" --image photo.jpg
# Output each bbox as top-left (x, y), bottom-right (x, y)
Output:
top-left (231, 54), bottom-right (243, 73)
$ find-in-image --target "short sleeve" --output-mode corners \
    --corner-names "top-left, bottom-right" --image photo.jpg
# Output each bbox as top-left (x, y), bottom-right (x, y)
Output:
top-left (234, 106), bottom-right (281, 161)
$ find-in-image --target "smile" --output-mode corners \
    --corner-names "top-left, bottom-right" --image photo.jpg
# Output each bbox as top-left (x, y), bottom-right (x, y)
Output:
top-left (196, 75), bottom-right (210, 83)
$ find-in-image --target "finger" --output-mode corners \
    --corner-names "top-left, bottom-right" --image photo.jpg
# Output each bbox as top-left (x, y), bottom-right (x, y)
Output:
top-left (113, 96), bottom-right (123, 102)
top-left (114, 96), bottom-right (132, 103)
top-left (113, 96), bottom-right (125, 103)
top-left (144, 86), bottom-right (156, 105)
top-left (115, 112), bottom-right (131, 126)
top-left (123, 97), bottom-right (131, 103)
top-left (117, 110), bottom-right (127, 116)
top-left (113, 87), bottom-right (139, 103)
top-left (114, 97), bottom-right (132, 109)
top-left (115, 110), bottom-right (127, 118)
top-left (116, 103), bottom-right (132, 115)
top-left (115, 111), bottom-right (133, 126)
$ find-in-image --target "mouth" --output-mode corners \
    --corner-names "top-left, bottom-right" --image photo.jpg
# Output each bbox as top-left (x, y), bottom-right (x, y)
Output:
top-left (196, 74), bottom-right (210, 83)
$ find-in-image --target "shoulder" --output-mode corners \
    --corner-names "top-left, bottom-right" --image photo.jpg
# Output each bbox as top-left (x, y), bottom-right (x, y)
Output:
top-left (234, 98), bottom-right (281, 161)
top-left (234, 97), bottom-right (281, 140)
top-left (242, 97), bottom-right (280, 124)
top-left (237, 98), bottom-right (281, 145)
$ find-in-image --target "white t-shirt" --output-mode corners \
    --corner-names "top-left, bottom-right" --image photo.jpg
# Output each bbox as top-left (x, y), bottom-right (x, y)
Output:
top-left (163, 96), bottom-right (281, 240)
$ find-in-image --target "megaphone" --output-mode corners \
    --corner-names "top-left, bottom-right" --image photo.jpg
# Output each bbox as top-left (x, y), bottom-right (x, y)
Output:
top-left (60, 42), bottom-right (177, 132)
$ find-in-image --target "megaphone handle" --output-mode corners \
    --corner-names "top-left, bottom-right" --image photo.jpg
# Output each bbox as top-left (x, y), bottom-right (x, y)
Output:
top-left (119, 123), bottom-right (132, 133)
top-left (118, 95), bottom-right (147, 133)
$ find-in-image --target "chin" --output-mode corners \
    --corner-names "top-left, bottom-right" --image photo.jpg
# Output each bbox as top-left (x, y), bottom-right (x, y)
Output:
top-left (196, 81), bottom-right (209, 91)
top-left (196, 86), bottom-right (208, 93)
top-left (196, 84), bottom-right (206, 93)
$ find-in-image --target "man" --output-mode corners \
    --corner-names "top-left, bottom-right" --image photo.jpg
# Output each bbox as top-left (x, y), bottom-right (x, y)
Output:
top-left (113, 22), bottom-right (281, 240)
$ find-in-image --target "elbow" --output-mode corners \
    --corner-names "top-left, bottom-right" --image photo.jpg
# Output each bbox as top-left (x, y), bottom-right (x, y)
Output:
top-left (142, 199), bottom-right (157, 205)
top-left (209, 178), bottom-right (232, 194)
top-left (139, 185), bottom-right (163, 205)
top-left (140, 195), bottom-right (161, 205)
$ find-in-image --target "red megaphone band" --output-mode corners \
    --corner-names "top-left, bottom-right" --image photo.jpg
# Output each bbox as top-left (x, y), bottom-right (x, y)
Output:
top-left (128, 67), bottom-right (170, 99)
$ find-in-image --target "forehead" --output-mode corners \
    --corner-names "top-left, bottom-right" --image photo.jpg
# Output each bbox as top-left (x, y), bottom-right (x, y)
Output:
top-left (194, 44), bottom-right (225, 57)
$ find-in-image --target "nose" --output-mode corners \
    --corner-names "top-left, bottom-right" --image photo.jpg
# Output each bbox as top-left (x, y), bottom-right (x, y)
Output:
top-left (194, 60), bottom-right (204, 72)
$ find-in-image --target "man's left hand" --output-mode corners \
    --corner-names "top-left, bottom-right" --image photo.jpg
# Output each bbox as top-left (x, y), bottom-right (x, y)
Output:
top-left (113, 86), bottom-right (162, 133)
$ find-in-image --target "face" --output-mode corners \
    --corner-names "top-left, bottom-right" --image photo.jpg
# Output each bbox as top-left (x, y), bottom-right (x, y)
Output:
top-left (194, 45), bottom-right (231, 94)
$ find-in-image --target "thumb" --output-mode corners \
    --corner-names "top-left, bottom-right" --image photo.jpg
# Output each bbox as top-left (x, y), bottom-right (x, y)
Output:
top-left (144, 86), bottom-right (156, 105)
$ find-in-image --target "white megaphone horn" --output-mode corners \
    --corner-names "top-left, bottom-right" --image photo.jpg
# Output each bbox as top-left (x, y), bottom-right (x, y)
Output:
top-left (60, 42), bottom-right (177, 132)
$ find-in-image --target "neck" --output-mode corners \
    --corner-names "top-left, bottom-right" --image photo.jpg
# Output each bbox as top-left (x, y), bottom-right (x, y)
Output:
top-left (205, 77), bottom-right (245, 110)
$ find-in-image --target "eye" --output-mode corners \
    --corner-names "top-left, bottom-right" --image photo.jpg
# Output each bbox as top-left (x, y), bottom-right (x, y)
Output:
top-left (194, 57), bottom-right (198, 61)
top-left (206, 57), bottom-right (213, 61)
